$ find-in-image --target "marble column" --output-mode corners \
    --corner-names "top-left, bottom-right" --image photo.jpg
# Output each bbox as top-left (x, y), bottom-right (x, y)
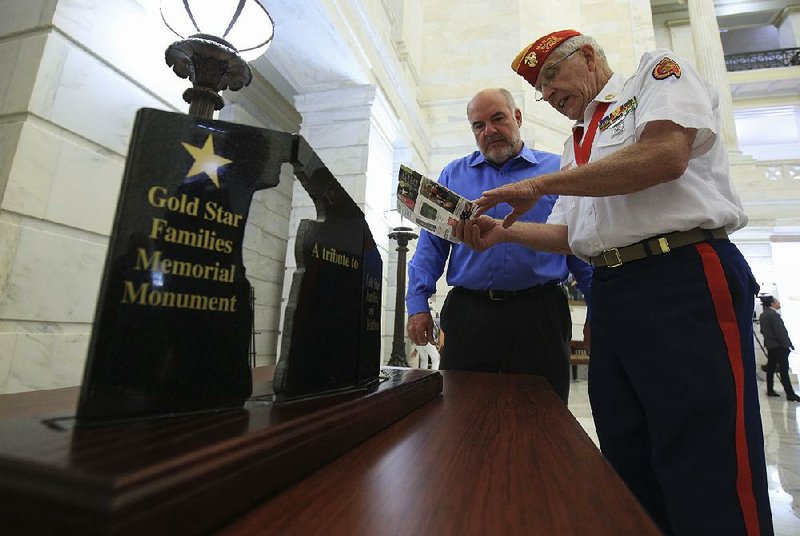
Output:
top-left (284, 85), bottom-right (407, 363)
top-left (777, 6), bottom-right (800, 48)
top-left (687, 0), bottom-right (740, 152)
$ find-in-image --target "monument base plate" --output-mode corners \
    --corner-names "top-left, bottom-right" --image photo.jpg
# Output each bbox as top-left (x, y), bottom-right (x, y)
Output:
top-left (0, 367), bottom-right (442, 535)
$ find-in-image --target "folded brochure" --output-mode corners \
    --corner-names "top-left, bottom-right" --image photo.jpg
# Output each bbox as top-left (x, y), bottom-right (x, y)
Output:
top-left (397, 165), bottom-right (474, 243)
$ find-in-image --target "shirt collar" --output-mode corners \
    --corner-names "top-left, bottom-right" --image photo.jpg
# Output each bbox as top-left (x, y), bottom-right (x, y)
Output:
top-left (468, 143), bottom-right (538, 168)
top-left (573, 73), bottom-right (626, 130)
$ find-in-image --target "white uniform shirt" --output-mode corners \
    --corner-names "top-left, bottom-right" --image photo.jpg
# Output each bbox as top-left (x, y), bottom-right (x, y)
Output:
top-left (547, 50), bottom-right (748, 261)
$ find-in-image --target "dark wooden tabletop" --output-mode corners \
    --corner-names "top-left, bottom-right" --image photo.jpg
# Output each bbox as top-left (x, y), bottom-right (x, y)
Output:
top-left (220, 370), bottom-right (661, 536)
top-left (0, 369), bottom-right (660, 535)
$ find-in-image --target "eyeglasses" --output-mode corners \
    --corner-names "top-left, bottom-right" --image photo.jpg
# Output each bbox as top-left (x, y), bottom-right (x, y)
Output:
top-left (534, 49), bottom-right (580, 101)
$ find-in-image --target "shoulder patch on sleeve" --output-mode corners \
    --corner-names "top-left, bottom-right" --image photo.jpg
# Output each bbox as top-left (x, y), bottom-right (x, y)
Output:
top-left (652, 57), bottom-right (681, 80)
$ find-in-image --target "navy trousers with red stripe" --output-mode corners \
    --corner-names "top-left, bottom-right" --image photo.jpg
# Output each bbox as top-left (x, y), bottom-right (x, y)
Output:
top-left (589, 239), bottom-right (773, 536)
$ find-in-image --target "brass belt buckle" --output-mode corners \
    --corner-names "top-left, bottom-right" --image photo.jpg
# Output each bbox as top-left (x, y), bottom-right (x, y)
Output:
top-left (603, 248), bottom-right (623, 268)
top-left (657, 237), bottom-right (671, 254)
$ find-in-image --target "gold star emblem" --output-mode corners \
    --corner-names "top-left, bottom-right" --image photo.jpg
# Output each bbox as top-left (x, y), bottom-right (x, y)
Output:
top-left (181, 135), bottom-right (232, 188)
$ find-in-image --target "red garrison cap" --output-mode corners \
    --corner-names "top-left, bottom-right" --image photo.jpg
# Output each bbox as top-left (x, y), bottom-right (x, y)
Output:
top-left (511, 29), bottom-right (582, 87)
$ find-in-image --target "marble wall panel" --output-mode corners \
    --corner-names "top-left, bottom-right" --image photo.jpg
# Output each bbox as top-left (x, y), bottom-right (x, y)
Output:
top-left (420, 1), bottom-right (520, 102)
top-left (0, 34), bottom-right (48, 116)
top-left (4, 119), bottom-right (123, 235)
top-left (52, 0), bottom-right (185, 111)
top-left (246, 198), bottom-right (269, 234)
top-left (302, 121), bottom-right (372, 149)
top-left (654, 23), bottom-right (673, 51)
top-left (306, 143), bottom-right (371, 177)
top-left (262, 192), bottom-right (293, 225)
top-left (51, 331), bottom-right (89, 388)
top-left (0, 122), bottom-right (24, 210)
top-left (254, 304), bottom-right (281, 334)
top-left (288, 195), bottom-right (316, 227)
top-left (0, 333), bottom-right (16, 392)
top-left (629, 0), bottom-right (657, 57)
top-left (0, 216), bottom-right (23, 306)
top-left (778, 10), bottom-right (800, 49)
top-left (0, 0), bottom-right (57, 38)
top-left (255, 331), bottom-right (278, 366)
top-left (260, 258), bottom-right (286, 284)
top-left (263, 206), bottom-right (292, 242)
top-left (242, 225), bottom-right (267, 259)
top-left (29, 31), bottom-right (168, 155)
top-left (667, 21), bottom-right (696, 67)
top-left (5, 332), bottom-right (54, 393)
top-left (253, 281), bottom-right (283, 315)
top-left (243, 253), bottom-right (284, 286)
top-left (2, 120), bottom-right (57, 218)
top-left (0, 330), bottom-right (90, 393)
top-left (0, 220), bottom-right (106, 323)
top-left (295, 86), bottom-right (377, 115)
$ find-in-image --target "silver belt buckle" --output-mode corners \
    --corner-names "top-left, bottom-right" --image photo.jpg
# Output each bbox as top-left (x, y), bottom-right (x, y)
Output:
top-left (603, 248), bottom-right (623, 268)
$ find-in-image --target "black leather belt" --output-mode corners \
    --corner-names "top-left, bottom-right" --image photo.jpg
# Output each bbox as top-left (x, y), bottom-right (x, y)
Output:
top-left (456, 282), bottom-right (560, 301)
top-left (591, 227), bottom-right (728, 268)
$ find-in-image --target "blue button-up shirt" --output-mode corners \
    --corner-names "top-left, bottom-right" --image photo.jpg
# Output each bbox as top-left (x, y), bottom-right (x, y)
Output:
top-left (406, 145), bottom-right (592, 316)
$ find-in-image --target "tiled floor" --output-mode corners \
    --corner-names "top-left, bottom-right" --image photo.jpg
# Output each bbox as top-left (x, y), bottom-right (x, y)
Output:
top-left (567, 372), bottom-right (800, 536)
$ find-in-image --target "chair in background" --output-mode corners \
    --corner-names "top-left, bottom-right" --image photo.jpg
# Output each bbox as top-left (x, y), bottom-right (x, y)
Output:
top-left (570, 340), bottom-right (590, 381)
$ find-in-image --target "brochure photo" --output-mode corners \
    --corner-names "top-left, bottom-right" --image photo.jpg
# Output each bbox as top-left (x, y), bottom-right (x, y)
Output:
top-left (397, 165), bottom-right (474, 243)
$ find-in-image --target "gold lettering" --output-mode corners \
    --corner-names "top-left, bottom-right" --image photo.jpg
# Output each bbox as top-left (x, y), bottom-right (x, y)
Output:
top-left (204, 201), bottom-right (243, 228)
top-left (149, 218), bottom-right (233, 254)
top-left (147, 186), bottom-right (168, 207)
top-left (150, 218), bottom-right (168, 239)
top-left (319, 246), bottom-right (358, 270)
top-left (147, 186), bottom-right (199, 216)
top-left (122, 280), bottom-right (149, 305)
top-left (134, 249), bottom-right (236, 283)
top-left (120, 281), bottom-right (237, 312)
top-left (135, 248), bottom-right (160, 271)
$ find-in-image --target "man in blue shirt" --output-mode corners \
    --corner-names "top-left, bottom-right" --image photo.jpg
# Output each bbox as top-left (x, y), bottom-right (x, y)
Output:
top-left (406, 87), bottom-right (591, 402)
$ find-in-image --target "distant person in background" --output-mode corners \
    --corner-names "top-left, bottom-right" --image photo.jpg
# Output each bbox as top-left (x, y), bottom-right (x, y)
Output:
top-left (759, 295), bottom-right (800, 401)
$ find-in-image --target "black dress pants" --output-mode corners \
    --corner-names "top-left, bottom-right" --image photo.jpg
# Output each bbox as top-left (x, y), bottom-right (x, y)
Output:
top-left (766, 346), bottom-right (797, 396)
top-left (438, 284), bottom-right (571, 402)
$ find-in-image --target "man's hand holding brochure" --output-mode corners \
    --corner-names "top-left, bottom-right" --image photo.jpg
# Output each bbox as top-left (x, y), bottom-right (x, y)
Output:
top-left (396, 165), bottom-right (474, 243)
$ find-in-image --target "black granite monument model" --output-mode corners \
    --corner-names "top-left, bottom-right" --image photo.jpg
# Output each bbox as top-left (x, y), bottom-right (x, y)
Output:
top-left (77, 108), bottom-right (382, 423)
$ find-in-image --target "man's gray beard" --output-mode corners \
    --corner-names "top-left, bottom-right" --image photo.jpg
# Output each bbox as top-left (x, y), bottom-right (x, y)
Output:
top-left (484, 138), bottom-right (521, 165)
top-left (483, 144), bottom-right (519, 165)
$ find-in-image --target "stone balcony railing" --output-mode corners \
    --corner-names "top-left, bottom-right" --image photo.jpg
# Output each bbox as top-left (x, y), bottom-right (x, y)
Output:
top-left (725, 48), bottom-right (800, 72)
top-left (757, 159), bottom-right (800, 182)
top-left (733, 159), bottom-right (800, 224)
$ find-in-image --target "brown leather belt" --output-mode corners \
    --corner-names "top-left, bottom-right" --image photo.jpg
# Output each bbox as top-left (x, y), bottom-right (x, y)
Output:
top-left (590, 227), bottom-right (728, 268)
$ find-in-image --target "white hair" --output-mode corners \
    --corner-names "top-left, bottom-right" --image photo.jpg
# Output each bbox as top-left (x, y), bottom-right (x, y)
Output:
top-left (551, 35), bottom-right (608, 66)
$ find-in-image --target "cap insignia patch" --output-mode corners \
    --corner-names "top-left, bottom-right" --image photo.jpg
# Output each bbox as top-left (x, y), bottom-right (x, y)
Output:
top-left (524, 51), bottom-right (538, 68)
top-left (536, 35), bottom-right (561, 52)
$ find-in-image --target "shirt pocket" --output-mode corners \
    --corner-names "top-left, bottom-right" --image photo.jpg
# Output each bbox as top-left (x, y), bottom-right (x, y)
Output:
top-left (593, 112), bottom-right (635, 160)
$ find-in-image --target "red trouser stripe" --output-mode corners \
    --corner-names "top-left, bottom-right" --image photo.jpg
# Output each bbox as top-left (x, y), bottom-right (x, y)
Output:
top-left (695, 243), bottom-right (760, 536)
